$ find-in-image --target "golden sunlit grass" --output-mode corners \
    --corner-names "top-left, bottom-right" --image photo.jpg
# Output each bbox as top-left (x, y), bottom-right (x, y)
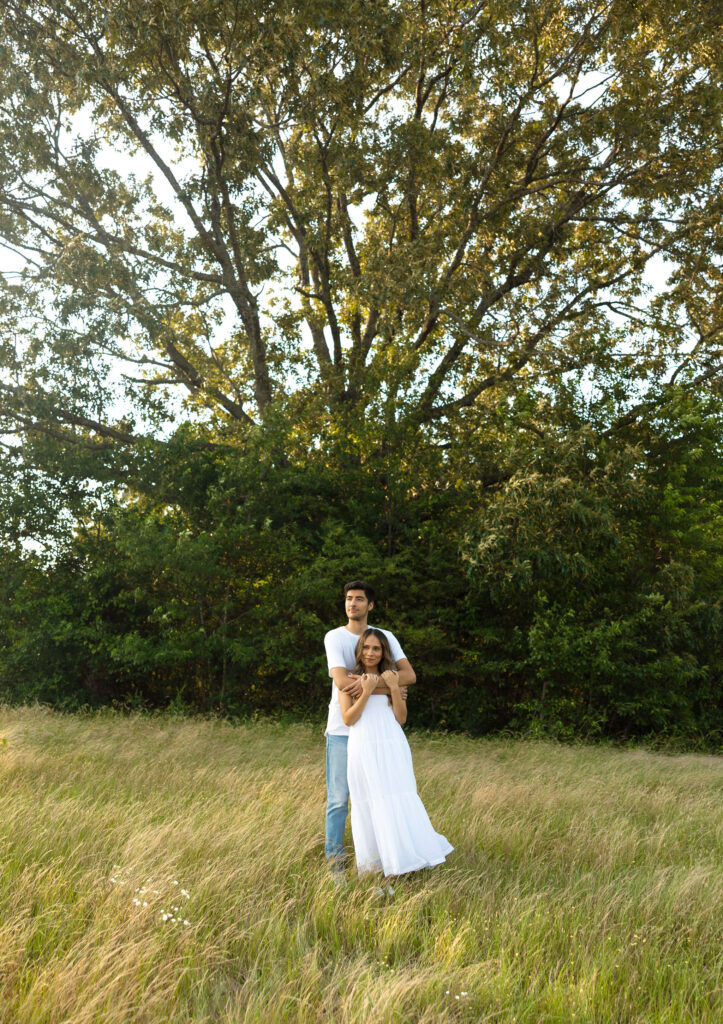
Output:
top-left (0, 706), bottom-right (720, 1023)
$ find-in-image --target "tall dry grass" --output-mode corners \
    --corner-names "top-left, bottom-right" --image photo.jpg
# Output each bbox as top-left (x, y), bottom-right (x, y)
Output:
top-left (0, 706), bottom-right (720, 1023)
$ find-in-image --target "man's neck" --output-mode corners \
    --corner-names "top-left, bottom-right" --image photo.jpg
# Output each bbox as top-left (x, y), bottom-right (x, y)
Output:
top-left (344, 617), bottom-right (368, 636)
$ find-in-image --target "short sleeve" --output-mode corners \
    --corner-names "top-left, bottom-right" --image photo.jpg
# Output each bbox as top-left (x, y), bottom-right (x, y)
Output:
top-left (324, 630), bottom-right (346, 674)
top-left (384, 630), bottom-right (406, 665)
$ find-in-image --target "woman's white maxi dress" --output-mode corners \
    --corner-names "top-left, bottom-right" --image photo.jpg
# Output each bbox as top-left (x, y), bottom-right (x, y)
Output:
top-left (347, 694), bottom-right (453, 876)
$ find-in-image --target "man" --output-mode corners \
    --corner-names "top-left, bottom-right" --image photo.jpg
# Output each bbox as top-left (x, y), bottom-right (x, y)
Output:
top-left (324, 579), bottom-right (416, 873)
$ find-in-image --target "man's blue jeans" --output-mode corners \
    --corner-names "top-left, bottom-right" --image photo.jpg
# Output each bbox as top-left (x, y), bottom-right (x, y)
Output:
top-left (325, 734), bottom-right (349, 867)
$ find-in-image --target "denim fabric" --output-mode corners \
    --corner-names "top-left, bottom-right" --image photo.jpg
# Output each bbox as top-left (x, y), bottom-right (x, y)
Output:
top-left (325, 734), bottom-right (349, 865)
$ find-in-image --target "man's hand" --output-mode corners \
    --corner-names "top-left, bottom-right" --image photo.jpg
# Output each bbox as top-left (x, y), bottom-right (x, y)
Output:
top-left (341, 674), bottom-right (362, 699)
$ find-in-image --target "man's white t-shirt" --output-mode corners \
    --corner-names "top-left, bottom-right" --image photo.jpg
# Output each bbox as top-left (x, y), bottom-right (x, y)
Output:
top-left (324, 625), bottom-right (406, 737)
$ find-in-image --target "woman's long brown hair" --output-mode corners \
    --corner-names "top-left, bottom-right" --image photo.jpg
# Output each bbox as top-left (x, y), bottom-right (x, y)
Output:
top-left (352, 628), bottom-right (397, 677)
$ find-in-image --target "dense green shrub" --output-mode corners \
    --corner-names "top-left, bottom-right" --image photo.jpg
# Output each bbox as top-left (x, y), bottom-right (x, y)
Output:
top-left (1, 394), bottom-right (720, 748)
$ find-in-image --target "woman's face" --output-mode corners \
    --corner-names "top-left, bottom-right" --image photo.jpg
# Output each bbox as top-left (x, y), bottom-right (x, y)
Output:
top-left (361, 635), bottom-right (383, 672)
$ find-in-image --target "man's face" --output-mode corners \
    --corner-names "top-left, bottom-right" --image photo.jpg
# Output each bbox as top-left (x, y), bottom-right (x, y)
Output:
top-left (345, 589), bottom-right (372, 620)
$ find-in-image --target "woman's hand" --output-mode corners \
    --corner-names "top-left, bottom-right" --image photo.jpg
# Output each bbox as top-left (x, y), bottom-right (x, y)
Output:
top-left (380, 669), bottom-right (400, 691)
top-left (360, 673), bottom-right (379, 696)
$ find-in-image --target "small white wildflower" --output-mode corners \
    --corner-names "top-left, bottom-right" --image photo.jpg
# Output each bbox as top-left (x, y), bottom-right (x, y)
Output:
top-left (183, 920), bottom-right (190, 927)
top-left (153, 890), bottom-right (159, 895)
top-left (142, 901), bottom-right (148, 907)
top-left (180, 889), bottom-right (189, 897)
top-left (445, 990), bottom-right (450, 995)
top-left (461, 991), bottom-right (468, 996)
top-left (172, 880), bottom-right (179, 886)
top-left (455, 996), bottom-right (460, 1000)
top-left (133, 898), bottom-right (140, 905)
top-left (109, 877), bottom-right (117, 884)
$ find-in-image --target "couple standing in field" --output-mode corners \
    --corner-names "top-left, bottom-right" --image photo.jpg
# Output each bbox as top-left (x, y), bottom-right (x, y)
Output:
top-left (323, 580), bottom-right (453, 880)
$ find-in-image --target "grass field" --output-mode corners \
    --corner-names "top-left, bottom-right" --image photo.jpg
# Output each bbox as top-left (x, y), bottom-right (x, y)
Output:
top-left (0, 707), bottom-right (720, 1023)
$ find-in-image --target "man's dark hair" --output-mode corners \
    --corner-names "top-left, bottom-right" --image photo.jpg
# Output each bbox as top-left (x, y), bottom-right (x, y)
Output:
top-left (343, 579), bottom-right (376, 604)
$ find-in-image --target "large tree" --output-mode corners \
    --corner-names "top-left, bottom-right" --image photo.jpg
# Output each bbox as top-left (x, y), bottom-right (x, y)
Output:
top-left (0, 0), bottom-right (720, 464)
top-left (0, 4), bottom-right (721, 740)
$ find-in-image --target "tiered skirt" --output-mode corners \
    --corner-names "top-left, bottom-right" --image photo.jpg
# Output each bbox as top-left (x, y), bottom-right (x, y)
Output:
top-left (347, 695), bottom-right (453, 876)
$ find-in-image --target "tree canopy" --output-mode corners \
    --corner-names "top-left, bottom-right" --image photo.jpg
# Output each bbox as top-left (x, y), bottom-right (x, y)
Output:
top-left (1, 0), bottom-right (720, 447)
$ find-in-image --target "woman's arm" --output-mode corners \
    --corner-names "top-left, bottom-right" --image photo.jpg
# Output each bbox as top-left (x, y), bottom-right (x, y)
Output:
top-left (339, 674), bottom-right (378, 726)
top-left (384, 671), bottom-right (407, 726)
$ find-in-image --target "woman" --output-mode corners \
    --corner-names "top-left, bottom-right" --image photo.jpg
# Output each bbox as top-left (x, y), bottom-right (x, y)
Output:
top-left (338, 628), bottom-right (453, 876)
